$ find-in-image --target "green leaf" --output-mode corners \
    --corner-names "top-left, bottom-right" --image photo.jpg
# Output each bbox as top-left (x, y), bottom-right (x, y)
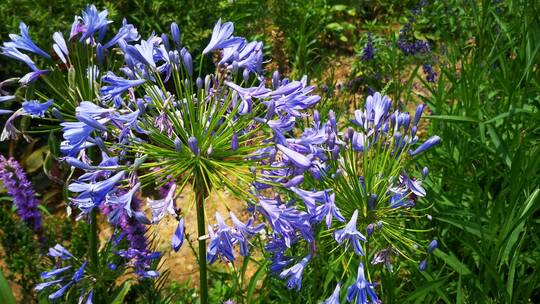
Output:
top-left (110, 281), bottom-right (132, 304)
top-left (23, 147), bottom-right (48, 173)
top-left (247, 260), bottom-right (267, 303)
top-left (434, 250), bottom-right (472, 275)
top-left (426, 115), bottom-right (480, 123)
top-left (0, 269), bottom-right (16, 304)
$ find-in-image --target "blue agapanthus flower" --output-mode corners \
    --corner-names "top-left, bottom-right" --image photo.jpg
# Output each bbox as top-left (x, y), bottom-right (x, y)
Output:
top-left (334, 209), bottom-right (367, 256)
top-left (346, 262), bottom-right (380, 304)
top-left (22, 99), bottom-right (53, 117)
top-left (4, 23), bottom-right (50, 58)
top-left (202, 19), bottom-right (244, 54)
top-left (279, 254), bottom-right (311, 291)
top-left (324, 282), bottom-right (342, 304)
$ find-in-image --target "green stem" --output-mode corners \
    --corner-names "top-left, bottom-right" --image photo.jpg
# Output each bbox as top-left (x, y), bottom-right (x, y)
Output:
top-left (89, 208), bottom-right (99, 268)
top-left (195, 173), bottom-right (209, 304)
top-left (89, 208), bottom-right (101, 302)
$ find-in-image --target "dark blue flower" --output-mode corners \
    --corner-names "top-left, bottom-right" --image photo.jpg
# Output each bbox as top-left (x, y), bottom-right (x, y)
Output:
top-left (428, 239), bottom-right (438, 254)
top-left (101, 72), bottom-right (146, 107)
top-left (22, 99), bottom-right (53, 117)
top-left (171, 217), bottom-right (185, 252)
top-left (334, 209), bottom-right (367, 255)
top-left (4, 23), bottom-right (50, 58)
top-left (207, 212), bottom-right (238, 264)
top-left (324, 282), bottom-right (342, 304)
top-left (346, 262), bottom-right (380, 304)
top-left (279, 254), bottom-right (311, 291)
top-left (203, 19), bottom-right (244, 54)
top-left (410, 136), bottom-right (441, 156)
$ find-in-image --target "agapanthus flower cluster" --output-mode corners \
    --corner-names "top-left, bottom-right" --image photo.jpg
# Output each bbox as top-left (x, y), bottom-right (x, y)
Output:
top-left (36, 244), bottom-right (93, 302)
top-left (0, 3), bottom-right (441, 302)
top-left (248, 92), bottom-right (440, 300)
top-left (0, 155), bottom-right (43, 236)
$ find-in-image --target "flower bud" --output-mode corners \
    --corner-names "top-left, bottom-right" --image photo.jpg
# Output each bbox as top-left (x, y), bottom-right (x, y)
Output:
top-left (188, 136), bottom-right (199, 156)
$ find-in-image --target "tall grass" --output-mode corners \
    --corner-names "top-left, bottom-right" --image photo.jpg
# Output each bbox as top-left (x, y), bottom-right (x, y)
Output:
top-left (411, 1), bottom-right (540, 302)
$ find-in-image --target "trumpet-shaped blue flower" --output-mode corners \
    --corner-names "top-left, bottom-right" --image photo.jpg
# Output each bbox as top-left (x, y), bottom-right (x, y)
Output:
top-left (103, 19), bottom-right (139, 49)
top-left (410, 135), bottom-right (441, 155)
top-left (203, 19), bottom-right (244, 54)
top-left (4, 23), bottom-right (50, 58)
top-left (346, 262), bottom-right (380, 304)
top-left (68, 171), bottom-right (125, 212)
top-left (325, 283), bottom-right (342, 304)
top-left (230, 211), bottom-right (264, 256)
top-left (71, 5), bottom-right (111, 42)
top-left (279, 254), bottom-right (311, 291)
top-left (334, 209), bottom-right (367, 255)
top-left (1, 46), bottom-right (37, 69)
top-left (22, 99), bottom-right (53, 117)
top-left (171, 217), bottom-right (185, 252)
top-left (207, 212), bottom-right (238, 264)
top-left (101, 72), bottom-right (146, 106)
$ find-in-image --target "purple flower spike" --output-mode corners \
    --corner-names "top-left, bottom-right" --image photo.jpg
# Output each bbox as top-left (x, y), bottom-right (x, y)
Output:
top-left (171, 217), bottom-right (185, 252)
top-left (0, 155), bottom-right (43, 234)
top-left (346, 262), bottom-right (380, 304)
top-left (279, 254), bottom-right (311, 291)
top-left (410, 136), bottom-right (441, 156)
top-left (334, 209), bottom-right (366, 256)
top-left (324, 282), bottom-right (342, 304)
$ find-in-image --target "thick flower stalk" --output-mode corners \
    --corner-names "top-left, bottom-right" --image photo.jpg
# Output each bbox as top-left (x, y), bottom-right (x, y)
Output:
top-left (0, 155), bottom-right (43, 237)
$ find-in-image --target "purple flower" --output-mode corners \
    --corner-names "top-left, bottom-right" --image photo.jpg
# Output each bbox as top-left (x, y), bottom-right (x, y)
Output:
top-left (48, 244), bottom-right (73, 259)
top-left (68, 171), bottom-right (125, 213)
top-left (277, 144), bottom-right (312, 170)
top-left (422, 64), bottom-right (437, 83)
top-left (324, 283), bottom-right (342, 304)
top-left (230, 212), bottom-right (264, 256)
top-left (346, 262), bottom-right (380, 304)
top-left (361, 33), bottom-right (375, 61)
top-left (4, 23), bottom-right (50, 58)
top-left (279, 254), bottom-right (311, 291)
top-left (171, 217), bottom-right (185, 252)
top-left (171, 22), bottom-right (181, 47)
top-left (102, 19), bottom-right (139, 49)
top-left (410, 136), bottom-right (441, 156)
top-left (71, 5), bottom-right (111, 43)
top-left (203, 19), bottom-right (244, 54)
top-left (101, 72), bottom-right (146, 106)
top-left (148, 183), bottom-right (177, 223)
top-left (22, 99), bottom-right (53, 117)
top-left (207, 212), bottom-right (237, 264)
top-left (334, 210), bottom-right (366, 255)
top-left (0, 155), bottom-right (43, 234)
top-left (428, 239), bottom-right (438, 254)
top-left (188, 136), bottom-right (200, 156)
